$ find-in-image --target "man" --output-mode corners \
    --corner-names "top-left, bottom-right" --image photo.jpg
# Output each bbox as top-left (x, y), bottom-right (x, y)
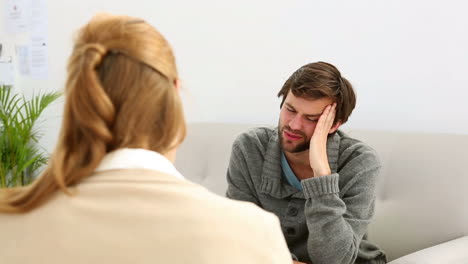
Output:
top-left (226, 62), bottom-right (387, 264)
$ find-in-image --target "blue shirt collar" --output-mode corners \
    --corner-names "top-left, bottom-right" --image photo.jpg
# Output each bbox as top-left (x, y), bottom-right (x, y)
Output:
top-left (280, 151), bottom-right (303, 191)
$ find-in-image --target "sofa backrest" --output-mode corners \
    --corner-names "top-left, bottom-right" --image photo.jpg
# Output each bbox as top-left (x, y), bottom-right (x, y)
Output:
top-left (176, 123), bottom-right (468, 260)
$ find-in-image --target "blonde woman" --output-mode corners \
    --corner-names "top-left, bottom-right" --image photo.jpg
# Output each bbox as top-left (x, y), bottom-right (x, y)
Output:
top-left (0, 14), bottom-right (292, 264)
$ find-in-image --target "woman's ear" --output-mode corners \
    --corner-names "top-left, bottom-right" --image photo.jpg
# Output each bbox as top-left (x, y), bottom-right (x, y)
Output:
top-left (174, 79), bottom-right (181, 93)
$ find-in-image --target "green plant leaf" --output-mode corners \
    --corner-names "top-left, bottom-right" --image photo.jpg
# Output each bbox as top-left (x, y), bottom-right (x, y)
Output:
top-left (0, 85), bottom-right (61, 188)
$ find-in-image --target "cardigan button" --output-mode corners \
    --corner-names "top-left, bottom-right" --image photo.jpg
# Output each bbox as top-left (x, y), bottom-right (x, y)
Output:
top-left (287, 207), bottom-right (298, 216)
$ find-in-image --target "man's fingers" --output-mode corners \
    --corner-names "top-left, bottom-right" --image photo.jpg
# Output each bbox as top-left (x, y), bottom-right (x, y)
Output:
top-left (319, 104), bottom-right (335, 132)
top-left (315, 105), bottom-right (331, 133)
top-left (313, 104), bottom-right (336, 141)
top-left (326, 103), bottom-right (337, 128)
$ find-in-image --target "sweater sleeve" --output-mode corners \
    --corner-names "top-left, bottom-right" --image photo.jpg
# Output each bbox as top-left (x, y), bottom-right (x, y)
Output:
top-left (300, 148), bottom-right (381, 264)
top-left (226, 137), bottom-right (261, 205)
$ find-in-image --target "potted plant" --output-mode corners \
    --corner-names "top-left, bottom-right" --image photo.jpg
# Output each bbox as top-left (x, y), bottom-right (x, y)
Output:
top-left (0, 85), bottom-right (61, 188)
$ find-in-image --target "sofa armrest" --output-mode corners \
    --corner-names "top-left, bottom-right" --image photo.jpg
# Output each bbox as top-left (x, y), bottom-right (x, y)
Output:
top-left (389, 236), bottom-right (468, 264)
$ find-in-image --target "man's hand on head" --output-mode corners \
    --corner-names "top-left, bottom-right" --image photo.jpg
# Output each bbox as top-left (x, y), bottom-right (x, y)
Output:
top-left (308, 103), bottom-right (337, 177)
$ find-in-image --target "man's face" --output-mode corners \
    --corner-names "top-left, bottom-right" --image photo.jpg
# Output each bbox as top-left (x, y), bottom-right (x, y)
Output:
top-left (278, 91), bottom-right (334, 153)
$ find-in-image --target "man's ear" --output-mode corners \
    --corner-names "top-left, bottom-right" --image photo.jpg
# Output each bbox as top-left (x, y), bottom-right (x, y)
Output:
top-left (329, 121), bottom-right (342, 134)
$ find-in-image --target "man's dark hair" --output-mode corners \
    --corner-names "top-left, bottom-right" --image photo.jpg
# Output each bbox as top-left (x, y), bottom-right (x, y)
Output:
top-left (278, 61), bottom-right (356, 125)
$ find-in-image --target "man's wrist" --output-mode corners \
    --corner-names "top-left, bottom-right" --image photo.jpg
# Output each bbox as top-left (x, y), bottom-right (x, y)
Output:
top-left (313, 166), bottom-right (331, 177)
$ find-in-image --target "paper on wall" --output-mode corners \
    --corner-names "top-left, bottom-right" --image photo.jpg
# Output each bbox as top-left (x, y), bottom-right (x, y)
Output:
top-left (30, 0), bottom-right (48, 35)
top-left (15, 45), bottom-right (30, 76)
top-left (4, 0), bottom-right (30, 34)
top-left (29, 35), bottom-right (48, 79)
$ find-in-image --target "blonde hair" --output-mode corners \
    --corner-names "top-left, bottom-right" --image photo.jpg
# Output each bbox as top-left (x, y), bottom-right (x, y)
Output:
top-left (0, 14), bottom-right (186, 213)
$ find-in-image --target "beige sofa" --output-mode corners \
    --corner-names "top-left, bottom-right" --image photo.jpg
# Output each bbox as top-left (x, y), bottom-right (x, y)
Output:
top-left (176, 123), bottom-right (468, 263)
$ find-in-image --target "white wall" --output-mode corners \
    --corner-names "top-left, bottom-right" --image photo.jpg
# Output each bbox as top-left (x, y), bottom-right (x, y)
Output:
top-left (1, 0), bottom-right (467, 153)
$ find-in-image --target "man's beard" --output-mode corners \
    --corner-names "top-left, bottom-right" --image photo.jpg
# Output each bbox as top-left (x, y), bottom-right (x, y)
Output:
top-left (278, 125), bottom-right (309, 153)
